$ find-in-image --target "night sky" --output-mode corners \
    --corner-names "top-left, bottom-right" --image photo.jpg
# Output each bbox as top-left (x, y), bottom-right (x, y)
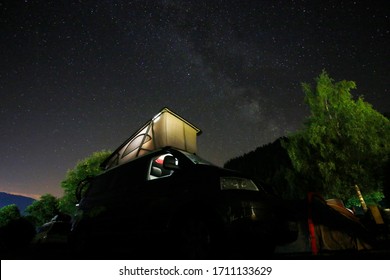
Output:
top-left (1, 1), bottom-right (388, 198)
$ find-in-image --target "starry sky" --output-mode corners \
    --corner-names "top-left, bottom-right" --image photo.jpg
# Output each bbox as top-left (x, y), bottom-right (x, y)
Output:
top-left (1, 0), bottom-right (388, 199)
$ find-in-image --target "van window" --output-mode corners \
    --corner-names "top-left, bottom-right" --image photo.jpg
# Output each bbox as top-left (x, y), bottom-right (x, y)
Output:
top-left (148, 154), bottom-right (175, 180)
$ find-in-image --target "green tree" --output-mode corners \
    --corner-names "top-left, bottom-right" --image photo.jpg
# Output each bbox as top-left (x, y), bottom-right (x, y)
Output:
top-left (283, 71), bottom-right (390, 203)
top-left (0, 204), bottom-right (21, 228)
top-left (25, 194), bottom-right (59, 227)
top-left (59, 150), bottom-right (111, 215)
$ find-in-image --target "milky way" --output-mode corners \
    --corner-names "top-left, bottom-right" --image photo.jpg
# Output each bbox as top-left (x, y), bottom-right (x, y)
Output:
top-left (0, 0), bottom-right (388, 197)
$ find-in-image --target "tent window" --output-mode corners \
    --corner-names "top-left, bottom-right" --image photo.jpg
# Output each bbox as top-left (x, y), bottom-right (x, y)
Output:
top-left (122, 134), bottom-right (151, 158)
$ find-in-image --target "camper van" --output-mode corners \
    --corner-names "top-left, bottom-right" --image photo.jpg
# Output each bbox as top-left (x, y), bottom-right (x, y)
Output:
top-left (70, 108), bottom-right (297, 259)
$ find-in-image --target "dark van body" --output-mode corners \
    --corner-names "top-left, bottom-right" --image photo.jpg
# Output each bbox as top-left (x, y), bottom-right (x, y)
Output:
top-left (70, 147), bottom-right (297, 259)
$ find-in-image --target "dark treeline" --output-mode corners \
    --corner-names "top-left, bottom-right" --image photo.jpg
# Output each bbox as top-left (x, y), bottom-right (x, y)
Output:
top-left (224, 137), bottom-right (304, 200)
top-left (224, 137), bottom-right (390, 204)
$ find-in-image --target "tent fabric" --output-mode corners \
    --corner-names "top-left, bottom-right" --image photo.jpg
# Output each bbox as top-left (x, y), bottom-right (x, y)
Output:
top-left (315, 223), bottom-right (372, 251)
top-left (102, 108), bottom-right (202, 170)
top-left (311, 194), bottom-right (372, 252)
top-left (275, 194), bottom-right (373, 255)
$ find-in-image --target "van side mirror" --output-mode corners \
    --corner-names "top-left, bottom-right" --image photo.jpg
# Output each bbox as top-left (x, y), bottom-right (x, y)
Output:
top-left (163, 156), bottom-right (180, 170)
top-left (76, 178), bottom-right (92, 202)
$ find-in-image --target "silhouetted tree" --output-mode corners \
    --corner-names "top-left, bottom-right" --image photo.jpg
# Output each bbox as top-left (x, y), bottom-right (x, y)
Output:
top-left (224, 138), bottom-right (303, 199)
top-left (0, 205), bottom-right (35, 257)
top-left (0, 217), bottom-right (36, 257)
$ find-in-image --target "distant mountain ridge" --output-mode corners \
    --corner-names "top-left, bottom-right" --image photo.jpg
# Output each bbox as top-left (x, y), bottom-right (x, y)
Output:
top-left (0, 192), bottom-right (36, 214)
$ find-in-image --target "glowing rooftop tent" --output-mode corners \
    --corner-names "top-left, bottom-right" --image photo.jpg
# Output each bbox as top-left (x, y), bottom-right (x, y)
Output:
top-left (102, 107), bottom-right (202, 170)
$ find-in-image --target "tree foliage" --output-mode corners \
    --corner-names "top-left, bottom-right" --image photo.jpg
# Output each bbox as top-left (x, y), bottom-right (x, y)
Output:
top-left (0, 205), bottom-right (36, 255)
top-left (346, 191), bottom-right (385, 208)
top-left (25, 194), bottom-right (59, 227)
top-left (0, 204), bottom-right (21, 228)
top-left (283, 71), bottom-right (390, 202)
top-left (59, 150), bottom-right (111, 215)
